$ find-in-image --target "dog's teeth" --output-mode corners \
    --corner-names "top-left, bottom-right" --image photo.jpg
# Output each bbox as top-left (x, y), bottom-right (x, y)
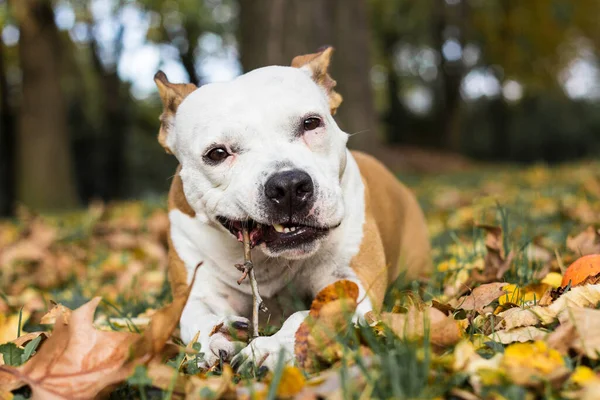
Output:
top-left (273, 224), bottom-right (285, 233)
top-left (284, 227), bottom-right (290, 233)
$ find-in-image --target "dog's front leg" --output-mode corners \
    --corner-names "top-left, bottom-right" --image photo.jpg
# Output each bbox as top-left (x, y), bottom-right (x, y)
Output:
top-left (181, 290), bottom-right (251, 368)
top-left (231, 310), bottom-right (308, 371)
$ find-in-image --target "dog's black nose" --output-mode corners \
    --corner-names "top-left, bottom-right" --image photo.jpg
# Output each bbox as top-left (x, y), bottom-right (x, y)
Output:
top-left (264, 169), bottom-right (314, 215)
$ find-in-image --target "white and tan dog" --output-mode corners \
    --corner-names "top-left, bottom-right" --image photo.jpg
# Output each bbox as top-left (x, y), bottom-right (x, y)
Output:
top-left (154, 48), bottom-right (431, 370)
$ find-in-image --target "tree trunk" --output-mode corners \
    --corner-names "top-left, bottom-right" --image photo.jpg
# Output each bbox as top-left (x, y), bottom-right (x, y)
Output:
top-left (433, 0), bottom-right (465, 151)
top-left (0, 39), bottom-right (16, 216)
top-left (9, 0), bottom-right (78, 210)
top-left (238, 0), bottom-right (380, 154)
top-left (89, 28), bottom-right (129, 200)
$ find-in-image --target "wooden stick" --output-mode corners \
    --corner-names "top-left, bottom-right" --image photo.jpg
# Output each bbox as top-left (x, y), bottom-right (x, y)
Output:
top-left (235, 228), bottom-right (267, 339)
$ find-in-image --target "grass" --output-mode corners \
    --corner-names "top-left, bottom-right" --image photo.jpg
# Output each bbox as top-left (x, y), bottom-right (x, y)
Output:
top-left (1, 159), bottom-right (599, 398)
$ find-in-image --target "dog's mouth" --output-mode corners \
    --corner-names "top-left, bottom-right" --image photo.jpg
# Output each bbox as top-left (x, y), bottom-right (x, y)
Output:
top-left (216, 216), bottom-right (333, 249)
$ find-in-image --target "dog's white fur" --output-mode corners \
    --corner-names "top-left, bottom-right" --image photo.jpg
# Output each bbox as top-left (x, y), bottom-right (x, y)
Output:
top-left (164, 64), bottom-right (373, 368)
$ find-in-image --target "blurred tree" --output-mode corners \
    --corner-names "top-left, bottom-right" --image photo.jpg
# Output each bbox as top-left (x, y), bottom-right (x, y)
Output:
top-left (238, 0), bottom-right (380, 154)
top-left (8, 0), bottom-right (79, 210)
top-left (0, 34), bottom-right (15, 216)
top-left (433, 0), bottom-right (467, 151)
top-left (89, 21), bottom-right (130, 200)
top-left (142, 0), bottom-right (217, 85)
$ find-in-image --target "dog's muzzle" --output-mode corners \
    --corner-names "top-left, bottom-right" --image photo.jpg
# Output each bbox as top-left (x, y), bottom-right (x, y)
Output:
top-left (216, 169), bottom-right (337, 251)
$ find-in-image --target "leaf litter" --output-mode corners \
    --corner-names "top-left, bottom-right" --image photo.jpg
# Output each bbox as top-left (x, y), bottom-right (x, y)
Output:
top-left (1, 161), bottom-right (600, 398)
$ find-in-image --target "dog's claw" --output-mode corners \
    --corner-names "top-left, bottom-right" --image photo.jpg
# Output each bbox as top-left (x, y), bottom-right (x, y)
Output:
top-left (231, 353), bottom-right (245, 370)
top-left (232, 321), bottom-right (249, 330)
top-left (218, 349), bottom-right (228, 362)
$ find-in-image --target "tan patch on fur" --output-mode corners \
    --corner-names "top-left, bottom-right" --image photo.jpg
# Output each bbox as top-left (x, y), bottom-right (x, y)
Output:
top-left (154, 71), bottom-right (197, 154)
top-left (291, 47), bottom-right (343, 115)
top-left (166, 165), bottom-right (195, 297)
top-left (350, 151), bottom-right (432, 310)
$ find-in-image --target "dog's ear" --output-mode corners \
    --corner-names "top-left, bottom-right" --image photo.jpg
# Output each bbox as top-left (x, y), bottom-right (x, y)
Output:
top-left (154, 71), bottom-right (197, 154)
top-left (291, 46), bottom-right (343, 115)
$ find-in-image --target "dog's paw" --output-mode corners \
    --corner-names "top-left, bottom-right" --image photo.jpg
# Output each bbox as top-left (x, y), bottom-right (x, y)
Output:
top-left (197, 316), bottom-right (250, 368)
top-left (230, 336), bottom-right (295, 372)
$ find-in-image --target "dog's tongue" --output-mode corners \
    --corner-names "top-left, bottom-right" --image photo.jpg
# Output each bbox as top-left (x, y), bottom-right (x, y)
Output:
top-left (236, 226), bottom-right (263, 248)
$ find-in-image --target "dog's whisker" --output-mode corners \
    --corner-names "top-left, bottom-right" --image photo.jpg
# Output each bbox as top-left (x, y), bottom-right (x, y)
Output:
top-left (347, 129), bottom-right (370, 137)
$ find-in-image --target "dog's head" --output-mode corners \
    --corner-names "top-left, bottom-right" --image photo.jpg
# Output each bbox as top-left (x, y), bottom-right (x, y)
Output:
top-left (155, 48), bottom-right (348, 259)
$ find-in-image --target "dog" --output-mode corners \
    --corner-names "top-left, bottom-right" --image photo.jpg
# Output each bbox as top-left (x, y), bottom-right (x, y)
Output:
top-left (154, 47), bottom-right (432, 370)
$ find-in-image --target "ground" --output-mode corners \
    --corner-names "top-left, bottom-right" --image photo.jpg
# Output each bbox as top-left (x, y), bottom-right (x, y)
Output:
top-left (1, 160), bottom-right (600, 399)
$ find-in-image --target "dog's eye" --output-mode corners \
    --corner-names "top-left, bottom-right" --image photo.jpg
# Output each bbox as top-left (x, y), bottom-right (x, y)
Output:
top-left (303, 117), bottom-right (321, 131)
top-left (204, 147), bottom-right (230, 163)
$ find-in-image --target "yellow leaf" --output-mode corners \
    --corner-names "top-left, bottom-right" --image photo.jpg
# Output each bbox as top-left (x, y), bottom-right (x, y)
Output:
top-left (276, 366), bottom-right (306, 398)
top-left (0, 312), bottom-right (30, 345)
top-left (498, 283), bottom-right (548, 306)
top-left (571, 366), bottom-right (599, 387)
top-left (502, 341), bottom-right (568, 385)
top-left (541, 272), bottom-right (563, 289)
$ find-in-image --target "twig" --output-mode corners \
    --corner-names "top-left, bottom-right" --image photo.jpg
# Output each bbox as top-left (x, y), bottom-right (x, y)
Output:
top-left (235, 228), bottom-right (267, 339)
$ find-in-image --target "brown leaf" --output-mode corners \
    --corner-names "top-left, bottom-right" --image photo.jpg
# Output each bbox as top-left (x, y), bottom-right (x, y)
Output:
top-left (548, 307), bottom-right (600, 359)
top-left (567, 227), bottom-right (600, 256)
top-left (497, 284), bottom-right (600, 330)
top-left (473, 225), bottom-right (514, 283)
top-left (455, 282), bottom-right (508, 312)
top-left (490, 326), bottom-right (548, 344)
top-left (0, 264), bottom-right (201, 399)
top-left (0, 298), bottom-right (138, 399)
top-left (295, 281), bottom-right (358, 372)
top-left (129, 262), bottom-right (201, 360)
top-left (186, 365), bottom-right (235, 399)
top-left (40, 303), bottom-right (71, 325)
top-left (368, 306), bottom-right (463, 348)
top-left (12, 332), bottom-right (49, 348)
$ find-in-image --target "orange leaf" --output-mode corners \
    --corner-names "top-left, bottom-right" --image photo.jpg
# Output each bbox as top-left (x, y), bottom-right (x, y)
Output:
top-left (561, 255), bottom-right (600, 288)
top-left (0, 297), bottom-right (138, 400)
top-left (295, 280), bottom-right (359, 372)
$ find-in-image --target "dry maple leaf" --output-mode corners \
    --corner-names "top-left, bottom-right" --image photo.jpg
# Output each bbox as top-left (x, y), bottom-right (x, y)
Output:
top-left (472, 225), bottom-right (514, 283)
top-left (454, 282), bottom-right (508, 312)
top-left (502, 341), bottom-right (569, 387)
top-left (548, 307), bottom-right (600, 359)
top-left (40, 303), bottom-right (72, 326)
top-left (366, 306), bottom-right (463, 348)
top-left (490, 326), bottom-right (548, 344)
top-left (567, 227), bottom-right (600, 257)
top-left (0, 297), bottom-right (138, 399)
top-left (0, 264), bottom-right (200, 399)
top-left (497, 284), bottom-right (600, 330)
top-left (295, 280), bottom-right (358, 372)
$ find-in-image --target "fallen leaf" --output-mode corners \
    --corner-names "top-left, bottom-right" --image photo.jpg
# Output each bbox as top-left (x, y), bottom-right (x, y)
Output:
top-left (186, 364), bottom-right (235, 399)
top-left (452, 340), bottom-right (503, 394)
top-left (129, 263), bottom-right (202, 360)
top-left (490, 326), bottom-right (548, 344)
top-left (0, 265), bottom-right (200, 399)
top-left (567, 227), bottom-right (600, 256)
top-left (0, 311), bottom-right (31, 345)
top-left (473, 225), bottom-right (514, 282)
top-left (455, 282), bottom-right (508, 312)
top-left (561, 254), bottom-right (600, 288)
top-left (541, 272), bottom-right (563, 289)
top-left (39, 303), bottom-right (71, 326)
top-left (498, 284), bottom-right (600, 330)
top-left (570, 366), bottom-right (600, 387)
top-left (548, 307), bottom-right (600, 359)
top-left (368, 306), bottom-right (463, 348)
top-left (276, 366), bottom-right (306, 398)
top-left (295, 280), bottom-right (358, 372)
top-left (502, 341), bottom-right (569, 386)
top-left (0, 298), bottom-right (138, 399)
top-left (498, 283), bottom-right (549, 307)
